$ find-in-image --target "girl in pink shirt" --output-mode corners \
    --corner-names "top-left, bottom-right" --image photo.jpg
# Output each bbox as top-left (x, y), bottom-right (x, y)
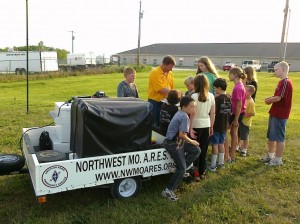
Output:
top-left (228, 67), bottom-right (246, 161)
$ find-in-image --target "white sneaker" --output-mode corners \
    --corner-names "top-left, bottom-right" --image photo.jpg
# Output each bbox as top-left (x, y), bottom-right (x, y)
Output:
top-left (261, 155), bottom-right (273, 162)
top-left (207, 166), bottom-right (217, 172)
top-left (266, 159), bottom-right (283, 166)
top-left (161, 188), bottom-right (179, 201)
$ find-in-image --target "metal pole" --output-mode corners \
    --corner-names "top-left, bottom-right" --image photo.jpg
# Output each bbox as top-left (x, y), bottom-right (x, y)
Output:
top-left (279, 0), bottom-right (289, 61)
top-left (26, 0), bottom-right (29, 113)
top-left (137, 1), bottom-right (142, 66)
top-left (69, 31), bottom-right (75, 53)
top-left (283, 9), bottom-right (291, 61)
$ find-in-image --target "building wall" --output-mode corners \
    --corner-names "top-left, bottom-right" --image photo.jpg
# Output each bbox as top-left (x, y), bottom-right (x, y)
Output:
top-left (118, 54), bottom-right (300, 71)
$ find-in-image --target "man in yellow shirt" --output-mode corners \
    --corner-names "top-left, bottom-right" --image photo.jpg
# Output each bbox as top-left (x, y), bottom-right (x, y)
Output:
top-left (148, 55), bottom-right (176, 129)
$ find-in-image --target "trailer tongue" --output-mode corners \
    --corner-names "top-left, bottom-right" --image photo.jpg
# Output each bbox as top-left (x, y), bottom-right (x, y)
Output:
top-left (22, 98), bottom-right (174, 202)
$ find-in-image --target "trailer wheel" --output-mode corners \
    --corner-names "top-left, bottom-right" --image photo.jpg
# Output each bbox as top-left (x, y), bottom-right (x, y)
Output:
top-left (110, 176), bottom-right (142, 199)
top-left (15, 68), bottom-right (19, 75)
top-left (0, 154), bottom-right (25, 174)
top-left (20, 68), bottom-right (26, 75)
top-left (36, 150), bottom-right (66, 163)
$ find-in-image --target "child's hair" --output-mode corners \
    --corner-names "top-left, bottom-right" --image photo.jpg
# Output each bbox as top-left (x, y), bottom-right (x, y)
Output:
top-left (196, 56), bottom-right (219, 78)
top-left (275, 61), bottom-right (290, 76)
top-left (180, 96), bottom-right (194, 108)
top-left (184, 76), bottom-right (194, 86)
top-left (245, 85), bottom-right (256, 93)
top-left (194, 74), bottom-right (209, 102)
top-left (123, 67), bottom-right (136, 77)
top-left (162, 55), bottom-right (176, 65)
top-left (244, 66), bottom-right (257, 82)
top-left (167, 90), bottom-right (180, 105)
top-left (229, 67), bottom-right (247, 80)
top-left (213, 78), bottom-right (227, 91)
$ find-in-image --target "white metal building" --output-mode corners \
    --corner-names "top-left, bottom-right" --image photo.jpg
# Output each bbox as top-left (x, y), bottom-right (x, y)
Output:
top-left (114, 43), bottom-right (300, 71)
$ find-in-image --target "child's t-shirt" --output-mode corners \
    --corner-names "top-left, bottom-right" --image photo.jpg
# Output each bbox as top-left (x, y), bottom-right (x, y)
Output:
top-left (231, 82), bottom-right (246, 114)
top-left (214, 93), bottom-right (231, 132)
top-left (159, 103), bottom-right (178, 136)
top-left (269, 78), bottom-right (293, 119)
top-left (165, 110), bottom-right (189, 140)
top-left (242, 98), bottom-right (255, 127)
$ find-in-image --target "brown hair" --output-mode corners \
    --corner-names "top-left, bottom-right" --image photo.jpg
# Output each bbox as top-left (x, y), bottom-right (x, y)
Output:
top-left (123, 67), bottom-right (136, 77)
top-left (194, 74), bottom-right (209, 102)
top-left (167, 90), bottom-right (180, 105)
top-left (244, 66), bottom-right (257, 82)
top-left (162, 55), bottom-right (176, 65)
top-left (229, 67), bottom-right (246, 80)
top-left (196, 56), bottom-right (219, 78)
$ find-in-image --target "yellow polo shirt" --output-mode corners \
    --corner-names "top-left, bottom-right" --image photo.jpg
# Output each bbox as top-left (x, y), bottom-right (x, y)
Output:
top-left (147, 66), bottom-right (174, 102)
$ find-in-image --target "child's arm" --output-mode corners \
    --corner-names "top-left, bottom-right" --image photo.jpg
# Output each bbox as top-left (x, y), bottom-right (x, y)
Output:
top-left (243, 112), bottom-right (255, 117)
top-left (179, 131), bottom-right (199, 147)
top-left (189, 112), bottom-right (197, 139)
top-left (232, 100), bottom-right (242, 126)
top-left (265, 96), bottom-right (281, 105)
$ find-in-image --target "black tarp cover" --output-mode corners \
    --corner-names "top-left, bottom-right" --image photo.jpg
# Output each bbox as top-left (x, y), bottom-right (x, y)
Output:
top-left (70, 98), bottom-right (153, 158)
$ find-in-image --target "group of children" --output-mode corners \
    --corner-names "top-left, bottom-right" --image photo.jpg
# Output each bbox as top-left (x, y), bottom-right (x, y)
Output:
top-left (115, 59), bottom-right (293, 202)
top-left (160, 58), bottom-right (293, 201)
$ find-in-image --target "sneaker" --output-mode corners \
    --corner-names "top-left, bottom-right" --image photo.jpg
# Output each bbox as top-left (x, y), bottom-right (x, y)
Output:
top-left (161, 189), bottom-right (179, 201)
top-left (236, 146), bottom-right (241, 152)
top-left (183, 172), bottom-right (191, 178)
top-left (261, 155), bottom-right (273, 162)
top-left (207, 166), bottom-right (217, 172)
top-left (266, 159), bottom-right (283, 166)
top-left (217, 164), bottom-right (224, 169)
top-left (240, 151), bottom-right (247, 157)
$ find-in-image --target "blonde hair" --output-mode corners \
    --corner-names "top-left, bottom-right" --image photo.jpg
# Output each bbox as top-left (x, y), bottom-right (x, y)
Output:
top-left (194, 74), bottom-right (209, 102)
top-left (196, 56), bottom-right (219, 78)
top-left (229, 67), bottom-right (247, 80)
top-left (184, 76), bottom-right (194, 86)
top-left (245, 85), bottom-right (256, 93)
top-left (244, 66), bottom-right (257, 82)
top-left (275, 61), bottom-right (289, 76)
top-left (123, 67), bottom-right (136, 77)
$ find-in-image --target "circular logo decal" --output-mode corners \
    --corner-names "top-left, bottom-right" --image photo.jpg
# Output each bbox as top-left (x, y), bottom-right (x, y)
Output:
top-left (42, 165), bottom-right (68, 188)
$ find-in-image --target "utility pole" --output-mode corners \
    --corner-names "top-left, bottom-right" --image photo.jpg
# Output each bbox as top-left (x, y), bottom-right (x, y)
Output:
top-left (69, 31), bottom-right (76, 53)
top-left (279, 0), bottom-right (289, 61)
top-left (137, 1), bottom-right (143, 66)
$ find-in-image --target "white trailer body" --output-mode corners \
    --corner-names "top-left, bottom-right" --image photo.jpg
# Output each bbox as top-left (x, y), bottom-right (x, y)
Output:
top-left (96, 56), bottom-right (110, 65)
top-left (22, 102), bottom-right (174, 201)
top-left (0, 51), bottom-right (58, 74)
top-left (67, 53), bottom-right (96, 66)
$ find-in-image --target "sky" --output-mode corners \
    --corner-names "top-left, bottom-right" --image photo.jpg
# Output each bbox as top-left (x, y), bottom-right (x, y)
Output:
top-left (0, 0), bottom-right (299, 57)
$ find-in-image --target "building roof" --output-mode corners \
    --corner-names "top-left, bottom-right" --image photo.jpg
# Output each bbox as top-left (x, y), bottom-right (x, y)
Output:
top-left (116, 43), bottom-right (300, 59)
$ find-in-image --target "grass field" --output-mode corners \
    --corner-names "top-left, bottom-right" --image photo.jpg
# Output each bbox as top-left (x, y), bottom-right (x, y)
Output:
top-left (0, 70), bottom-right (299, 224)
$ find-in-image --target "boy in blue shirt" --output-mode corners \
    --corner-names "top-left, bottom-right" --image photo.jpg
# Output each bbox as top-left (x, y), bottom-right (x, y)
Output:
top-left (161, 96), bottom-right (200, 201)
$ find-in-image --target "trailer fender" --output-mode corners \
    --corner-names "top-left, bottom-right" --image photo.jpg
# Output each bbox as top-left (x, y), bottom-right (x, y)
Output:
top-left (110, 176), bottom-right (142, 199)
top-left (0, 154), bottom-right (25, 174)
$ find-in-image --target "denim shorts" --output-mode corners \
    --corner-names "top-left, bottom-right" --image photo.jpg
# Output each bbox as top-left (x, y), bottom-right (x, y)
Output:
top-left (267, 116), bottom-right (287, 142)
top-left (209, 132), bottom-right (226, 144)
top-left (238, 122), bottom-right (250, 140)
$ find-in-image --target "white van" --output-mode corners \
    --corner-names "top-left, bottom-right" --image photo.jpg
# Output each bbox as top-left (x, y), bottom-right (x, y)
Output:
top-left (241, 60), bottom-right (261, 71)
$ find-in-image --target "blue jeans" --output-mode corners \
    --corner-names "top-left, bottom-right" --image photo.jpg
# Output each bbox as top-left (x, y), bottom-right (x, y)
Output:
top-left (164, 139), bottom-right (201, 191)
top-left (148, 99), bottom-right (162, 129)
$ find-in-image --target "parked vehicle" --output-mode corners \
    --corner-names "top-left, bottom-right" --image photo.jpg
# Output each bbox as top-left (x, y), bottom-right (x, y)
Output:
top-left (241, 60), bottom-right (261, 71)
top-left (59, 53), bottom-right (97, 71)
top-left (0, 51), bottom-right (59, 74)
top-left (222, 62), bottom-right (236, 71)
top-left (268, 61), bottom-right (279, 73)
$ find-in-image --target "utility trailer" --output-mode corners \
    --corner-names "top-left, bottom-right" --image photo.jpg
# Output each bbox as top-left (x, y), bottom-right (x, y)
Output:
top-left (21, 98), bottom-right (174, 202)
top-left (59, 53), bottom-right (97, 71)
top-left (0, 51), bottom-right (59, 74)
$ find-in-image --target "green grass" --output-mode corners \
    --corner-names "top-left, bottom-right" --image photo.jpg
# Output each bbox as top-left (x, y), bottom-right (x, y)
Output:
top-left (0, 70), bottom-right (300, 224)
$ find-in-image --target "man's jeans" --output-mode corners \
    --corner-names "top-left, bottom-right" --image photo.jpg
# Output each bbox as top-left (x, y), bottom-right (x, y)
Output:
top-left (164, 139), bottom-right (201, 191)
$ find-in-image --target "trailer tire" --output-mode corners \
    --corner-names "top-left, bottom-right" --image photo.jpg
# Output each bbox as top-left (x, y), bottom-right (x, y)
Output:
top-left (15, 68), bottom-right (19, 75)
top-left (110, 176), bottom-right (142, 199)
top-left (20, 68), bottom-right (26, 75)
top-left (0, 154), bottom-right (25, 174)
top-left (36, 150), bottom-right (66, 163)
